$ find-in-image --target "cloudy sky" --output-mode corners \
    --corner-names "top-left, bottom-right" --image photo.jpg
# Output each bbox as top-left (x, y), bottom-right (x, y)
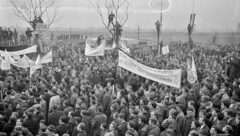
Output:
top-left (0, 0), bottom-right (240, 32)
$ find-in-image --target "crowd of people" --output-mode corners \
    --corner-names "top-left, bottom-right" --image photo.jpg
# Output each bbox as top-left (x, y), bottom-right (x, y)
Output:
top-left (0, 38), bottom-right (240, 136)
top-left (0, 27), bottom-right (36, 46)
top-left (0, 28), bottom-right (18, 46)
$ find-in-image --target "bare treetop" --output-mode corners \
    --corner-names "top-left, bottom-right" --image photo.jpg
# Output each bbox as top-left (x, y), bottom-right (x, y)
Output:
top-left (8, 0), bottom-right (60, 29)
top-left (90, 0), bottom-right (129, 28)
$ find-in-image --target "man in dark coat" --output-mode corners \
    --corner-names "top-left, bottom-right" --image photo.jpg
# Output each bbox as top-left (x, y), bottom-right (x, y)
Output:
top-left (182, 108), bottom-right (196, 136)
top-left (227, 52), bottom-right (240, 81)
top-left (56, 116), bottom-right (69, 136)
top-left (92, 106), bottom-right (107, 136)
top-left (117, 113), bottom-right (128, 136)
top-left (48, 105), bottom-right (64, 127)
top-left (148, 118), bottom-right (160, 136)
top-left (138, 116), bottom-right (149, 136)
top-left (81, 110), bottom-right (92, 136)
top-left (23, 112), bottom-right (39, 136)
top-left (3, 115), bottom-right (16, 136)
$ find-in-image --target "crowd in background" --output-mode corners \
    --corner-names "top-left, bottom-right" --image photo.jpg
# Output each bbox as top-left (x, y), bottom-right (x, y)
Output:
top-left (0, 27), bottom-right (18, 46)
top-left (0, 27), bottom-right (36, 46)
top-left (0, 39), bottom-right (240, 136)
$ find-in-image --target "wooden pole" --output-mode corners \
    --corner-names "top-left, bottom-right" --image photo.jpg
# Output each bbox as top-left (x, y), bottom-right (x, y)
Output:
top-left (138, 26), bottom-right (140, 40)
top-left (158, 0), bottom-right (163, 57)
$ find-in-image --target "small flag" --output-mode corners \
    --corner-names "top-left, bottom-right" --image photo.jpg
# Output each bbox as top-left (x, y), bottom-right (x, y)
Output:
top-left (187, 55), bottom-right (198, 84)
top-left (41, 51), bottom-right (52, 64)
top-left (30, 55), bottom-right (42, 76)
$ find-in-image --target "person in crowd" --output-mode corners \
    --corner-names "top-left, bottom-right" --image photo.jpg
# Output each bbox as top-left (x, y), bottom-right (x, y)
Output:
top-left (25, 28), bottom-right (33, 44)
top-left (13, 29), bottom-right (18, 45)
top-left (108, 12), bottom-right (115, 28)
top-left (7, 28), bottom-right (13, 45)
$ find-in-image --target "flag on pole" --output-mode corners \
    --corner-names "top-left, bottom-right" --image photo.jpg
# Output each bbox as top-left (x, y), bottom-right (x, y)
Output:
top-left (120, 42), bottom-right (130, 53)
top-left (187, 55), bottom-right (198, 84)
top-left (162, 45), bottom-right (169, 55)
top-left (0, 56), bottom-right (10, 70)
top-left (190, 14), bottom-right (196, 34)
top-left (40, 51), bottom-right (52, 64)
top-left (30, 55), bottom-right (42, 76)
top-left (85, 39), bottom-right (105, 56)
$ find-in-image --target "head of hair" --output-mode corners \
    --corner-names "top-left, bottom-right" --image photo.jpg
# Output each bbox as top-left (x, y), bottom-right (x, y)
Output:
top-left (27, 112), bottom-right (33, 120)
top-left (151, 102), bottom-right (157, 109)
top-left (101, 123), bottom-right (107, 129)
top-left (139, 116), bottom-right (148, 124)
top-left (118, 113), bottom-right (125, 119)
top-left (217, 112), bottom-right (224, 121)
top-left (78, 122), bottom-right (86, 130)
top-left (150, 118), bottom-right (157, 125)
top-left (60, 116), bottom-right (68, 124)
top-left (128, 120), bottom-right (136, 129)
top-left (97, 106), bottom-right (103, 113)
top-left (222, 100), bottom-right (231, 108)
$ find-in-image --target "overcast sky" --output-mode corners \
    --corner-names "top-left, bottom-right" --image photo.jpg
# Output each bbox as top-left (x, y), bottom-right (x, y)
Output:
top-left (0, 0), bottom-right (240, 32)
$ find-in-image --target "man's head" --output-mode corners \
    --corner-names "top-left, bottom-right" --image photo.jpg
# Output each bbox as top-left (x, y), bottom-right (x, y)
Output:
top-left (186, 108), bottom-right (195, 117)
top-left (59, 116), bottom-right (68, 124)
top-left (127, 120), bottom-right (136, 130)
top-left (118, 113), bottom-right (125, 121)
top-left (138, 116), bottom-right (147, 125)
top-left (148, 118), bottom-right (157, 127)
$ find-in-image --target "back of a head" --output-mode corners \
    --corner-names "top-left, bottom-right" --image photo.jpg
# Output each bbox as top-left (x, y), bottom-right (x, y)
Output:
top-left (217, 112), bottom-right (224, 121)
top-left (119, 113), bottom-right (125, 120)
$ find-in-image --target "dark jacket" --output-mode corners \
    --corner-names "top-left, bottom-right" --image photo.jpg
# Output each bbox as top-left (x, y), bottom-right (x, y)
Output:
top-left (148, 124), bottom-right (160, 136)
top-left (182, 116), bottom-right (196, 136)
top-left (92, 113), bottom-right (107, 136)
top-left (3, 121), bottom-right (15, 136)
top-left (23, 118), bottom-right (39, 136)
top-left (81, 115), bottom-right (92, 136)
top-left (56, 123), bottom-right (69, 136)
top-left (48, 110), bottom-right (64, 127)
top-left (199, 124), bottom-right (210, 136)
top-left (117, 120), bottom-right (128, 136)
top-left (139, 124), bottom-right (149, 136)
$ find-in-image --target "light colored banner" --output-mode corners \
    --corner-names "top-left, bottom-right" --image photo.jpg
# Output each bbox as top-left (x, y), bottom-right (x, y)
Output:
top-left (162, 45), bottom-right (169, 55)
top-left (85, 39), bottom-right (105, 56)
top-left (0, 45), bottom-right (37, 56)
top-left (40, 51), bottom-right (52, 64)
top-left (187, 55), bottom-right (198, 84)
top-left (0, 57), bottom-right (10, 70)
top-left (118, 50), bottom-right (182, 88)
top-left (36, 23), bottom-right (48, 34)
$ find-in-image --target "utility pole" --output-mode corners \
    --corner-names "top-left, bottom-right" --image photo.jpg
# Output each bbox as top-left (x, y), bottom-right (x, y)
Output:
top-left (138, 25), bottom-right (140, 40)
top-left (158, 0), bottom-right (163, 57)
top-left (70, 27), bottom-right (71, 39)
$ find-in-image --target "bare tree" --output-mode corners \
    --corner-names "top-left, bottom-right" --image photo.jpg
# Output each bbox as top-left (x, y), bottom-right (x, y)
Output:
top-left (7, 0), bottom-right (60, 30)
top-left (90, 0), bottom-right (130, 46)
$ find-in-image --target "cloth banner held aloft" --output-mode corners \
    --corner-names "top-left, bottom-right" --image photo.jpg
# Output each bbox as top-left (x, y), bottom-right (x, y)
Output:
top-left (187, 55), bottom-right (198, 84)
top-left (0, 45), bottom-right (37, 56)
top-left (85, 39), bottom-right (105, 56)
top-left (118, 50), bottom-right (182, 88)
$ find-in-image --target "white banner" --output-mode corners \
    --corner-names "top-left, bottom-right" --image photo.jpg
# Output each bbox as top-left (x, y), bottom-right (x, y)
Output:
top-left (36, 23), bottom-right (48, 34)
top-left (0, 56), bottom-right (10, 70)
top-left (5, 50), bottom-right (30, 69)
top-left (85, 39), bottom-right (105, 56)
top-left (0, 45), bottom-right (37, 56)
top-left (187, 55), bottom-right (198, 84)
top-left (30, 55), bottom-right (42, 76)
top-left (40, 51), bottom-right (52, 64)
top-left (162, 45), bottom-right (169, 55)
top-left (118, 51), bottom-right (182, 88)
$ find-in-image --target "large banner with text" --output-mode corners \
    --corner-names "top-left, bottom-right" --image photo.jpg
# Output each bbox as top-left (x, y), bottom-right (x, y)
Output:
top-left (118, 50), bottom-right (182, 88)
